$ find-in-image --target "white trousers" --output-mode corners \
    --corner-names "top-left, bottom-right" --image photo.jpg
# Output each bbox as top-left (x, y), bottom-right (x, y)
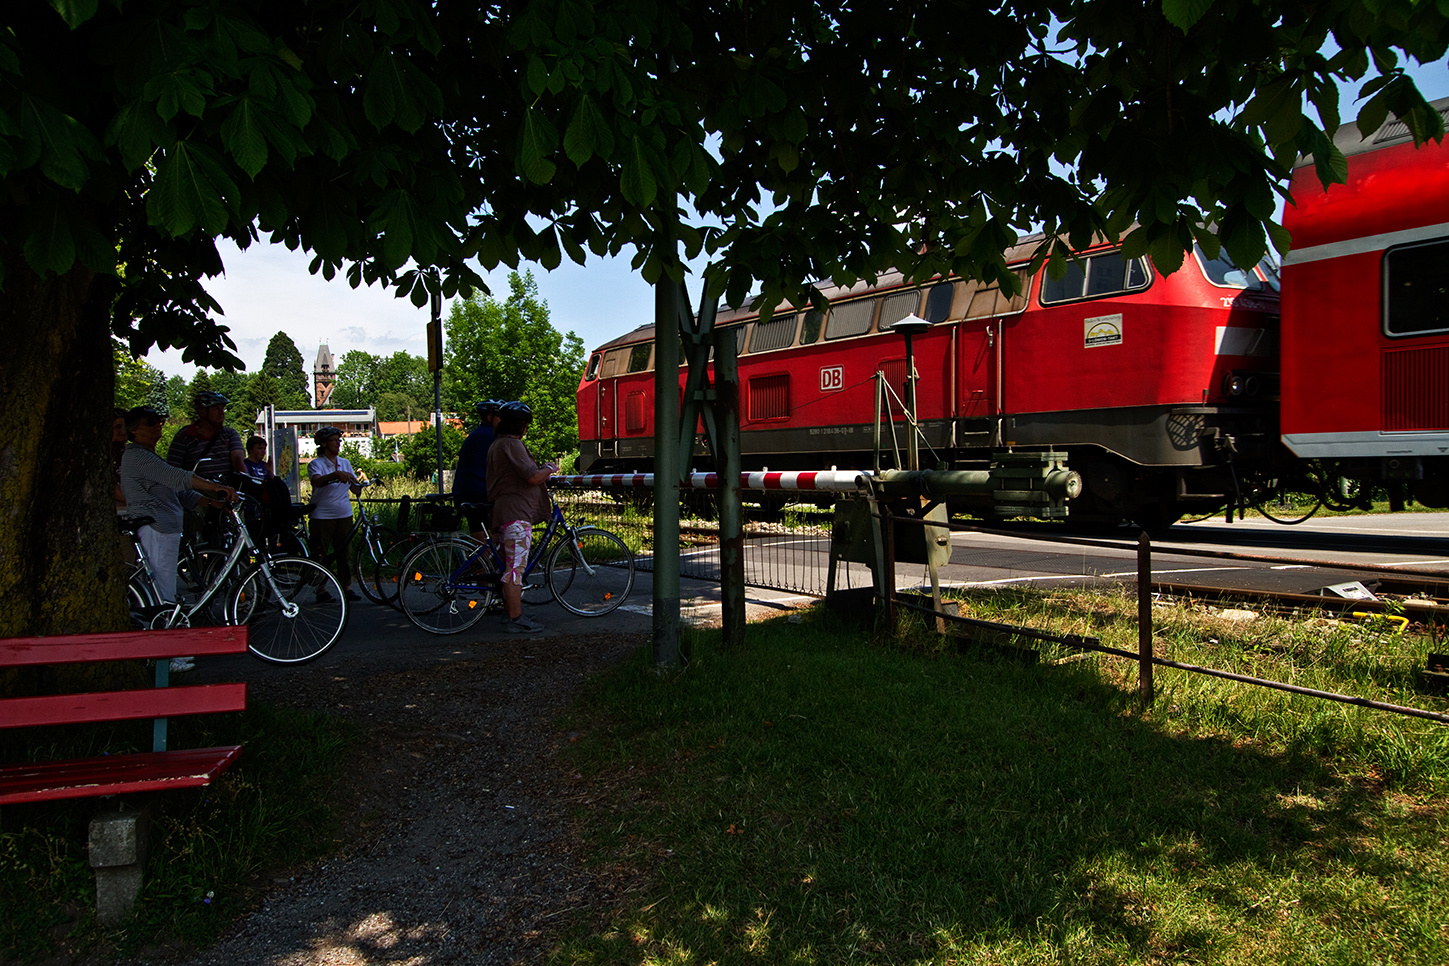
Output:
top-left (138, 525), bottom-right (181, 604)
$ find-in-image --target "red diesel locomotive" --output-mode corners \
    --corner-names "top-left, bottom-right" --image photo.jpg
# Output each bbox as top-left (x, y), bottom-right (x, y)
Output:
top-left (577, 237), bottom-right (1282, 527)
top-left (576, 99), bottom-right (1449, 526)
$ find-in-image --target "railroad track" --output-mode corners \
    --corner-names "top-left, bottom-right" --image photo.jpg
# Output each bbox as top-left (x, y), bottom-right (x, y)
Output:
top-left (1152, 574), bottom-right (1449, 624)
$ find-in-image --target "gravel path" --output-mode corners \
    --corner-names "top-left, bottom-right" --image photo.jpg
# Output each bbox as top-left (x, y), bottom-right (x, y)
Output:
top-left (159, 631), bottom-right (645, 966)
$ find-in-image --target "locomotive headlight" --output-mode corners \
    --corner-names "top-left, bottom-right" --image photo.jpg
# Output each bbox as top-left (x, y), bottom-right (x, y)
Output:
top-left (1223, 372), bottom-right (1260, 397)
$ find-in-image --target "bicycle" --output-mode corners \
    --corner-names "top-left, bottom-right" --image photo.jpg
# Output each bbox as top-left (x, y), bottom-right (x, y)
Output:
top-left (395, 491), bottom-right (635, 635)
top-left (301, 480), bottom-right (407, 606)
top-left (123, 496), bottom-right (349, 664)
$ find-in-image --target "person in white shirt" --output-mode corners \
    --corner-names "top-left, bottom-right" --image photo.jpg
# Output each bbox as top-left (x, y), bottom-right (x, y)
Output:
top-left (307, 427), bottom-right (363, 601)
top-left (120, 406), bottom-right (237, 671)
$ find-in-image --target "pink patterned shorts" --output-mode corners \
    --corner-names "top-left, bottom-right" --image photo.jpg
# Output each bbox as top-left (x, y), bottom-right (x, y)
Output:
top-left (498, 520), bottom-right (532, 585)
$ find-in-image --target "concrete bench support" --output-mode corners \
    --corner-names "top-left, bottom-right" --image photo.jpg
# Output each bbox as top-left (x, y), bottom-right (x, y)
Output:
top-left (89, 804), bottom-right (152, 925)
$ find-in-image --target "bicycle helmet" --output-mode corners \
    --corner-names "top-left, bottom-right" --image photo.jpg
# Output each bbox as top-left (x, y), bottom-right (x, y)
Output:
top-left (193, 390), bottom-right (228, 410)
top-left (314, 426), bottom-right (343, 445)
top-left (124, 405), bottom-right (165, 430)
top-left (475, 398), bottom-right (504, 417)
top-left (500, 400), bottom-right (532, 418)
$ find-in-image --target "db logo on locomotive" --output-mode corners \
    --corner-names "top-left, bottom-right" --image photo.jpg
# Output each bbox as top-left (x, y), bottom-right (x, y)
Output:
top-left (819, 366), bottom-right (844, 392)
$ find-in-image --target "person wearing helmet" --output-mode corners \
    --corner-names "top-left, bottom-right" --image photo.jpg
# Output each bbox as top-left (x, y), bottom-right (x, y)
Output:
top-left (486, 401), bottom-right (557, 633)
top-left (166, 390), bottom-right (246, 548)
top-left (167, 390), bottom-right (245, 478)
top-left (453, 399), bottom-right (504, 542)
top-left (308, 426), bottom-right (363, 601)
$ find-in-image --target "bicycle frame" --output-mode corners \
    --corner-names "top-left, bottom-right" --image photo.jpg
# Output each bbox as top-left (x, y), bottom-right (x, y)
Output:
top-left (441, 497), bottom-right (587, 594)
top-left (130, 498), bottom-right (304, 628)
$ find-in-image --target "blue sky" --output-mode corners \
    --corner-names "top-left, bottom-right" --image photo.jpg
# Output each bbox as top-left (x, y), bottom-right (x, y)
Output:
top-left (144, 61), bottom-right (1449, 387)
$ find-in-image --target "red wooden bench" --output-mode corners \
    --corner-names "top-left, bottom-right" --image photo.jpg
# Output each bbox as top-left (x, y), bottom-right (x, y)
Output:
top-left (0, 627), bottom-right (249, 804)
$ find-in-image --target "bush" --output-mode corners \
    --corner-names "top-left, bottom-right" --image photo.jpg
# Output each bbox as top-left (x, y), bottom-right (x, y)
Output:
top-left (401, 426), bottom-right (465, 481)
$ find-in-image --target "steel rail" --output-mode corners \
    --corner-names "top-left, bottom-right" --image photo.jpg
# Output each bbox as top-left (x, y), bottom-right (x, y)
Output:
top-left (1151, 581), bottom-right (1449, 622)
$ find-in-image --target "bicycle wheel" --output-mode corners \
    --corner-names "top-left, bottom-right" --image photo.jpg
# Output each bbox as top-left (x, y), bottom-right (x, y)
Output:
top-left (127, 568), bottom-right (160, 628)
top-left (546, 527), bottom-right (635, 616)
top-left (372, 532), bottom-right (422, 610)
top-left (399, 537), bottom-right (493, 634)
top-left (231, 556), bottom-right (348, 664)
top-left (353, 526), bottom-right (399, 605)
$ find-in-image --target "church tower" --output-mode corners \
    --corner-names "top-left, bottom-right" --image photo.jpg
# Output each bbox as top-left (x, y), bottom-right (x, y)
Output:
top-left (314, 343), bottom-right (336, 408)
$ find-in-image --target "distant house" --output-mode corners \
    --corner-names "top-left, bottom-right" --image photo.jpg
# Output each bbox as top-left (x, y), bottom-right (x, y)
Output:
top-left (377, 414), bottom-right (465, 439)
top-left (255, 408), bottom-right (377, 457)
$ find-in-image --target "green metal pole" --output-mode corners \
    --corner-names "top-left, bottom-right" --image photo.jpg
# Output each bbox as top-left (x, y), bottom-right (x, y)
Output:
top-left (431, 284), bottom-right (444, 495)
top-left (652, 273), bottom-right (682, 667)
top-left (715, 324), bottom-right (745, 646)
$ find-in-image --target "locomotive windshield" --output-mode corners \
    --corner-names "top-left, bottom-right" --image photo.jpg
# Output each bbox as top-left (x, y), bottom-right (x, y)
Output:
top-left (1194, 244), bottom-right (1280, 292)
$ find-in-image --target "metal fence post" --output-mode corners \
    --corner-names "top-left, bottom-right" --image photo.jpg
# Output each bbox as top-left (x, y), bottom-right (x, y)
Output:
top-left (883, 502), bottom-right (897, 627)
top-left (1138, 530), bottom-right (1154, 707)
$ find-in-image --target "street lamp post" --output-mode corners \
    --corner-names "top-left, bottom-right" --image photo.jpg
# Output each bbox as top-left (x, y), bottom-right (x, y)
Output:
top-left (889, 314), bottom-right (932, 472)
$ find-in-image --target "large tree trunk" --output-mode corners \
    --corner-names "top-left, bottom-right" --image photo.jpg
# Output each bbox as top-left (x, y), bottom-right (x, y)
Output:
top-left (0, 256), bottom-right (125, 637)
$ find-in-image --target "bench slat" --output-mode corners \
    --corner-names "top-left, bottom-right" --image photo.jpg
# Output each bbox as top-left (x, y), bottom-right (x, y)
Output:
top-left (0, 746), bottom-right (243, 805)
top-left (1, 683), bottom-right (247, 729)
top-left (0, 628), bottom-right (248, 666)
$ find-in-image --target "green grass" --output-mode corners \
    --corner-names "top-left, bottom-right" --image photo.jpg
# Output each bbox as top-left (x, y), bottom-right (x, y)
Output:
top-left (0, 702), bottom-right (355, 961)
top-left (551, 598), bottom-right (1449, 966)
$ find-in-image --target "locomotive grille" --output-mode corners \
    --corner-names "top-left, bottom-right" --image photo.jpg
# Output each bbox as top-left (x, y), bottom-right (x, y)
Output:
top-left (1382, 345), bottom-right (1449, 431)
top-left (748, 374), bottom-right (791, 420)
top-left (625, 391), bottom-right (647, 434)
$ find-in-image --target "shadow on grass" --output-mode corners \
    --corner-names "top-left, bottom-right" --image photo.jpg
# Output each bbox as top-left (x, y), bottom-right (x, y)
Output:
top-left (554, 610), bottom-right (1447, 965)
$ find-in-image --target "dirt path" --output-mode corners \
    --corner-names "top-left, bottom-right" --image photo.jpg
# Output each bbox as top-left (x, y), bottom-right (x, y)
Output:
top-left (162, 632), bottom-right (644, 966)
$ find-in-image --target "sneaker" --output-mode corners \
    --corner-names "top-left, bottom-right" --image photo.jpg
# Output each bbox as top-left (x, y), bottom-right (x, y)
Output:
top-left (501, 615), bottom-right (546, 634)
top-left (316, 589), bottom-right (334, 604)
top-left (169, 657), bottom-right (195, 673)
top-left (344, 588), bottom-right (362, 602)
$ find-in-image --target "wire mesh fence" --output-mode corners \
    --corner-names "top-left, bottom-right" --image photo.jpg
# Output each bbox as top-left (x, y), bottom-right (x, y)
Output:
top-left (550, 487), bottom-right (848, 598)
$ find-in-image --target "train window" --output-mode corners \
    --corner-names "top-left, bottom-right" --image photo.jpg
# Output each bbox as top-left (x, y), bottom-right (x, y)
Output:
top-left (1194, 244), bottom-right (1267, 290)
top-left (799, 309), bottom-right (825, 345)
top-left (749, 315), bottom-right (798, 352)
top-left (1255, 257), bottom-right (1281, 292)
top-left (878, 291), bottom-right (921, 330)
top-left (627, 342), bottom-right (653, 373)
top-left (923, 283), bottom-right (955, 322)
top-left (959, 270), bottom-right (1030, 319)
top-left (1039, 250), bottom-right (1151, 304)
top-left (825, 298), bottom-right (876, 339)
top-left (1385, 238), bottom-right (1449, 337)
top-left (585, 354), bottom-right (601, 381)
top-left (599, 347), bottom-right (631, 378)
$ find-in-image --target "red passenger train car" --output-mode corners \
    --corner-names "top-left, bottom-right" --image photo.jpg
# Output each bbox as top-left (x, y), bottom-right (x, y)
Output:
top-left (1279, 96), bottom-right (1449, 510)
top-left (576, 98), bottom-right (1449, 525)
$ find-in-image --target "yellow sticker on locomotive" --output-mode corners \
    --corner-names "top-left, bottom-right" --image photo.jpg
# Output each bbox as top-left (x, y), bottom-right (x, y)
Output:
top-left (1084, 314), bottom-right (1123, 348)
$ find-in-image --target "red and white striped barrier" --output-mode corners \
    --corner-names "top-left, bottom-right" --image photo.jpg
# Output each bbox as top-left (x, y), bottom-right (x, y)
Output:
top-left (557, 470), bottom-right (869, 493)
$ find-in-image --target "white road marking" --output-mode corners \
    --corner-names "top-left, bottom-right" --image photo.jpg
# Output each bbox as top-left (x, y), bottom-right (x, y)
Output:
top-left (949, 566), bottom-right (1244, 588)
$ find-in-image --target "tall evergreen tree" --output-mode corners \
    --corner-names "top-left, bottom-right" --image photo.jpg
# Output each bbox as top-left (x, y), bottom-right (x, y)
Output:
top-left (260, 332), bottom-right (311, 409)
